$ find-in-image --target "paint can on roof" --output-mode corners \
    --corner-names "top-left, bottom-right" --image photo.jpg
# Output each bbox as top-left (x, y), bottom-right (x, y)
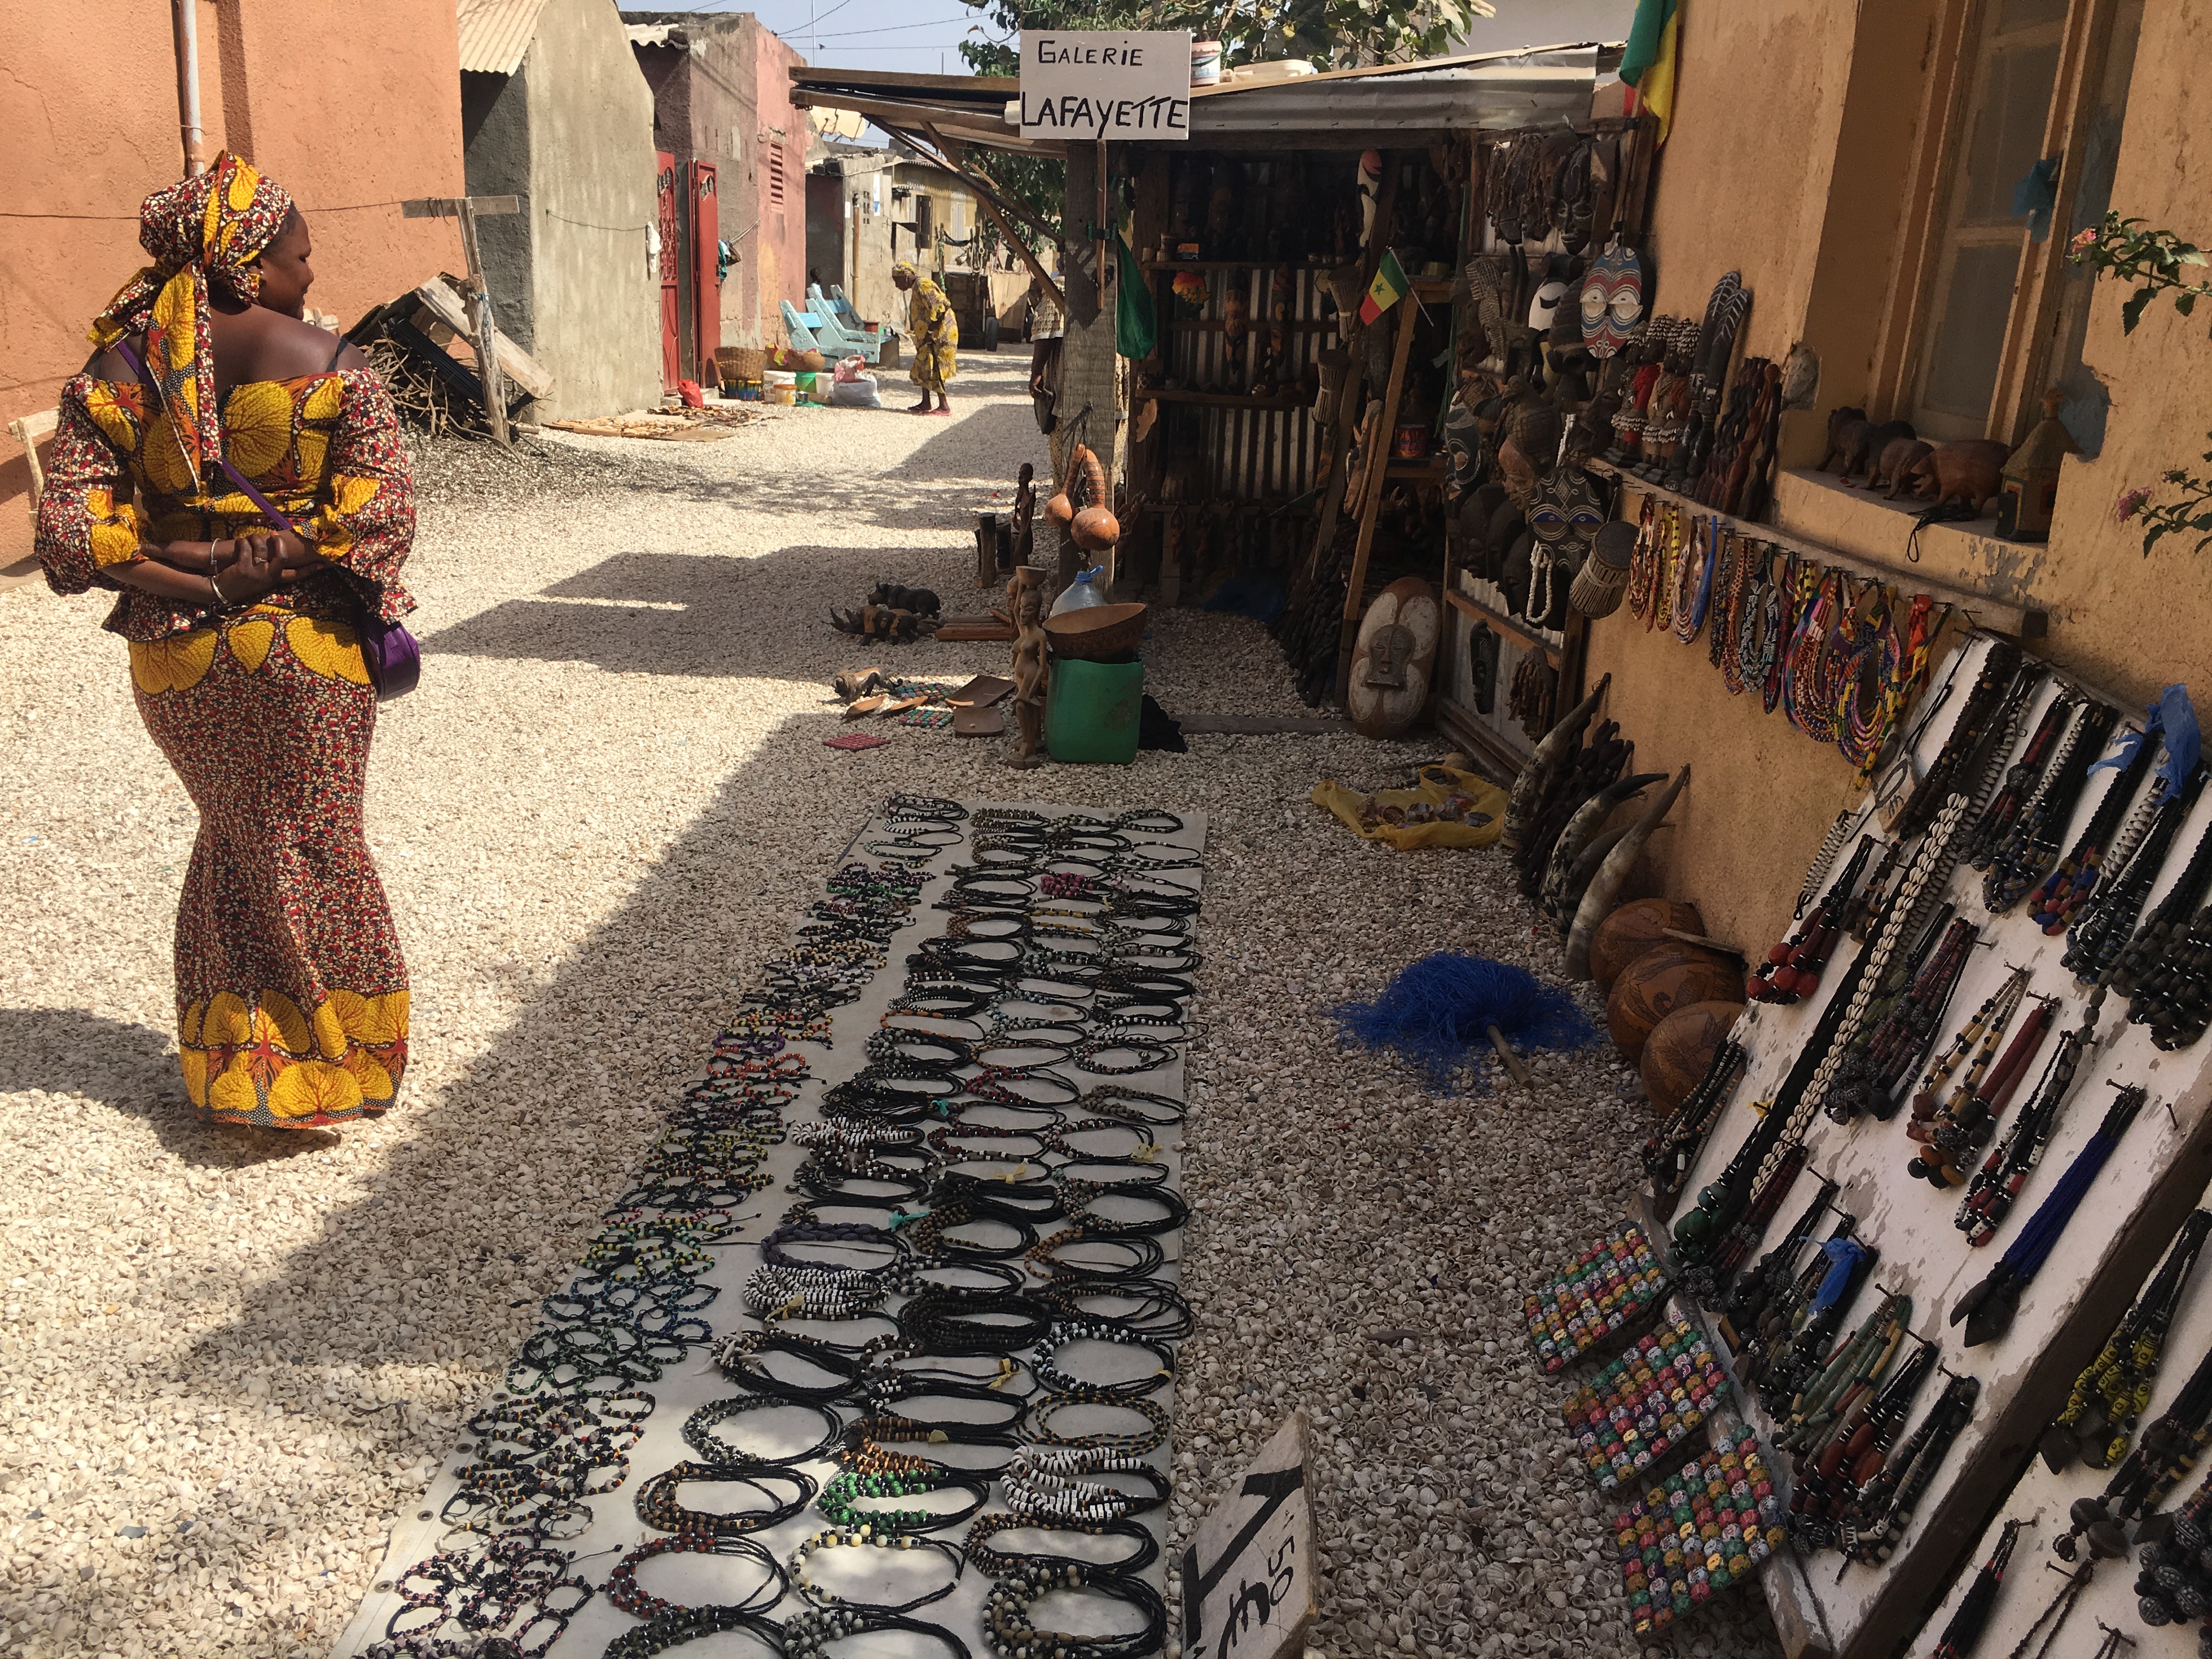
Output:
top-left (1190, 40), bottom-right (1221, 85)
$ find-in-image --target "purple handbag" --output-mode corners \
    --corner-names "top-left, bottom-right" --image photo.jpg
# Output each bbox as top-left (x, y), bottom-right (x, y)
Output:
top-left (112, 339), bottom-right (420, 699)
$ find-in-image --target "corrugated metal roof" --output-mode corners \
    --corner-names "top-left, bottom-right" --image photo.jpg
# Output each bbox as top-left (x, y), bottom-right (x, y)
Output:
top-left (458, 0), bottom-right (552, 76)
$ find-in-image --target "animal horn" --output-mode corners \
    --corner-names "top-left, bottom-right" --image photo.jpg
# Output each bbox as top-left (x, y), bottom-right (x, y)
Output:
top-left (1564, 765), bottom-right (1690, 979)
top-left (1542, 771), bottom-right (1667, 920)
top-left (1503, 673), bottom-right (1610, 854)
top-left (1550, 823), bottom-right (1638, 934)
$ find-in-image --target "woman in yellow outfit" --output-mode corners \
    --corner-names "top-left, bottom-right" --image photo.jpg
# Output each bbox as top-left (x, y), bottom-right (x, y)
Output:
top-left (894, 260), bottom-right (958, 415)
top-left (35, 155), bottom-right (415, 1137)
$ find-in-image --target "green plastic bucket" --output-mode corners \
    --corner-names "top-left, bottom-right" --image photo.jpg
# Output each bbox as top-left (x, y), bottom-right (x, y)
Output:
top-left (1046, 658), bottom-right (1143, 764)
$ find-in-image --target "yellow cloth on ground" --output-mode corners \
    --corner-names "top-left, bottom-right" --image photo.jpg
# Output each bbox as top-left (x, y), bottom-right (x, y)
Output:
top-left (1311, 763), bottom-right (1508, 850)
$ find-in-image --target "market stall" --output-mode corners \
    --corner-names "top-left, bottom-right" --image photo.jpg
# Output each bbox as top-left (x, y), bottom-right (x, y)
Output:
top-left (333, 798), bottom-right (1204, 1659)
top-left (1513, 621), bottom-right (2212, 1658)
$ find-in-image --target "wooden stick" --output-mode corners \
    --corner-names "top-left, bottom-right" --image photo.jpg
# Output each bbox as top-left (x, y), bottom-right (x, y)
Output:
top-left (453, 200), bottom-right (511, 449)
top-left (1333, 292), bottom-right (1419, 702)
top-left (919, 123), bottom-right (1064, 313)
top-left (1487, 1025), bottom-right (1533, 1086)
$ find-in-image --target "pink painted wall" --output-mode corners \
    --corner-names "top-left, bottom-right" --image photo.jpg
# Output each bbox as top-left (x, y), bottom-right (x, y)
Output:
top-left (752, 29), bottom-right (809, 350)
top-left (2, 0), bottom-right (463, 571)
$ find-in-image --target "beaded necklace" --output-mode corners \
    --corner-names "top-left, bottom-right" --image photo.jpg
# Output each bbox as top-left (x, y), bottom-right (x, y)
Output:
top-left (1671, 512), bottom-right (1714, 645)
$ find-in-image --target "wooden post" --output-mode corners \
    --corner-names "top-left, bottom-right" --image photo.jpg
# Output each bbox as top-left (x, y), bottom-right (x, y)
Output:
top-left (402, 195), bottom-right (522, 448)
top-left (1331, 294), bottom-right (1419, 703)
top-left (454, 202), bottom-right (511, 448)
top-left (1301, 155), bottom-right (1401, 582)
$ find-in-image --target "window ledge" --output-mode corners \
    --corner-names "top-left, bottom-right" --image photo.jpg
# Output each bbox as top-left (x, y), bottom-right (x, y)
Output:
top-left (1770, 468), bottom-right (2048, 637)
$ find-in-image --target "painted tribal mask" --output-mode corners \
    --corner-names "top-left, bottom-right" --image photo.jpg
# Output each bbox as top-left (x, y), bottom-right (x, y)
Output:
top-left (1580, 242), bottom-right (1646, 358)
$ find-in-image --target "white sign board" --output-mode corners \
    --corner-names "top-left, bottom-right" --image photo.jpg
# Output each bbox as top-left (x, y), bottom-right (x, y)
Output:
top-left (1019, 31), bottom-right (1192, 140)
top-left (1181, 1414), bottom-right (1317, 1659)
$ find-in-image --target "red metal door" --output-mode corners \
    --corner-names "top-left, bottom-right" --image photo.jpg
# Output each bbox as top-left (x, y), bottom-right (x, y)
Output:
top-left (690, 161), bottom-right (720, 373)
top-left (656, 151), bottom-right (680, 390)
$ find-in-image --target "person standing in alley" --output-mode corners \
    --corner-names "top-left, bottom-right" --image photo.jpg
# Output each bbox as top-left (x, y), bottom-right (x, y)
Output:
top-left (35, 154), bottom-right (415, 1138)
top-left (893, 259), bottom-right (957, 415)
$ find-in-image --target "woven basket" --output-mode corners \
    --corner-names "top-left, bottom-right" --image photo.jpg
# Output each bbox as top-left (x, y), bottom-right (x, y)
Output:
top-left (1046, 602), bottom-right (1148, 660)
top-left (718, 345), bottom-right (768, 379)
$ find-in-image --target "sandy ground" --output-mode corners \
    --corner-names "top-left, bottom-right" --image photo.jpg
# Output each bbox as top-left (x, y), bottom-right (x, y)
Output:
top-left (0, 353), bottom-right (1780, 1658)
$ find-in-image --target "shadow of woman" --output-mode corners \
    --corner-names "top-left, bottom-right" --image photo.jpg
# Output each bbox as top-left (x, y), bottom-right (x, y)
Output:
top-left (0, 1007), bottom-right (334, 1169)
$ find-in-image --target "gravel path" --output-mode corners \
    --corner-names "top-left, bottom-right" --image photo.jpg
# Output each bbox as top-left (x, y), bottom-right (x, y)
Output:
top-left (0, 352), bottom-right (1781, 1659)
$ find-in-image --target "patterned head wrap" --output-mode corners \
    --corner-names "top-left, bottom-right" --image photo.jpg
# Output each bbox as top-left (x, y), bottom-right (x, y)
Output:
top-left (88, 153), bottom-right (297, 491)
top-left (892, 261), bottom-right (919, 281)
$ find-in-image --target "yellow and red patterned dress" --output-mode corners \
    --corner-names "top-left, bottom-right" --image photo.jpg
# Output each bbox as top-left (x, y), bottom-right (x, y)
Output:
top-left (36, 362), bottom-right (417, 1128)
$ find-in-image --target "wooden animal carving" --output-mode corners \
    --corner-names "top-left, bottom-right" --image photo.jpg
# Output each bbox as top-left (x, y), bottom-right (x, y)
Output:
top-left (1841, 419), bottom-right (1916, 486)
top-left (1873, 438), bottom-right (1933, 498)
top-left (1905, 439), bottom-right (2011, 515)
top-left (1818, 406), bottom-right (1870, 474)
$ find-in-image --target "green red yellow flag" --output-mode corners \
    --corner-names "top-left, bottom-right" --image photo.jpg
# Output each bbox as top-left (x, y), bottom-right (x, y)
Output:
top-left (1359, 249), bottom-right (1409, 325)
top-left (1621, 0), bottom-right (1680, 145)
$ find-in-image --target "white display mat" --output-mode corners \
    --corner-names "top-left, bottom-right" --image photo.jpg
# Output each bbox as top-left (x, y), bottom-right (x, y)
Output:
top-left (1656, 635), bottom-right (2212, 1659)
top-left (333, 802), bottom-right (1207, 1659)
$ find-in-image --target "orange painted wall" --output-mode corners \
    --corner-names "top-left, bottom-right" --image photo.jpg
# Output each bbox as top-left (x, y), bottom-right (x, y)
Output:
top-left (1, 0), bottom-right (462, 569)
top-left (1579, 0), bottom-right (2212, 958)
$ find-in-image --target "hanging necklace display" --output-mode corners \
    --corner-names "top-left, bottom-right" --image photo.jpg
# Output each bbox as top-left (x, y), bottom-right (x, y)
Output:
top-left (1792, 1339), bottom-right (1939, 1549)
top-left (1748, 834), bottom-right (1880, 1004)
top-left (1688, 1142), bottom-right (1812, 1310)
top-left (2054, 1336), bottom-right (2212, 1564)
top-left (1780, 1292), bottom-right (1910, 1455)
top-left (1640, 1040), bottom-right (1750, 1210)
top-left (2063, 767), bottom-right (2208, 985)
top-left (1749, 1225), bottom-right (1877, 1411)
top-left (1848, 594), bottom-right (1945, 790)
top-left (1717, 1181), bottom-right (1843, 1372)
top-left (1842, 1373), bottom-right (1981, 1567)
top-left (1980, 702), bottom-right (2121, 911)
top-left (2044, 1210), bottom-right (2212, 1473)
top-left (1993, 1554), bottom-right (2093, 1658)
top-left (1822, 581), bottom-right (1900, 775)
top-left (1955, 1013), bottom-right (2097, 1243)
top-left (1824, 912), bottom-right (1975, 1124)
top-left (1795, 806), bottom-right (1863, 922)
top-left (2119, 804), bottom-right (2212, 1047)
top-left (1782, 569), bottom-right (1843, 743)
top-left (1671, 514), bottom-right (1716, 645)
top-left (1963, 692), bottom-right (2080, 868)
top-left (1953, 1086), bottom-right (2149, 1345)
top-left (1897, 648), bottom-right (2036, 843)
top-left (1723, 541), bottom-right (1767, 696)
top-left (1652, 503), bottom-right (1679, 634)
top-left (2027, 728), bottom-right (2159, 933)
top-left (1708, 530), bottom-right (1740, 669)
top-left (1928, 1518), bottom-right (2022, 1659)
top-left (1625, 496), bottom-right (1661, 627)
top-left (1908, 984), bottom-right (2055, 1192)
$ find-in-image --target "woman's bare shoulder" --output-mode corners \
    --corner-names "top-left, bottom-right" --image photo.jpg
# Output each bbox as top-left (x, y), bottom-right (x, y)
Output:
top-left (215, 309), bottom-right (364, 381)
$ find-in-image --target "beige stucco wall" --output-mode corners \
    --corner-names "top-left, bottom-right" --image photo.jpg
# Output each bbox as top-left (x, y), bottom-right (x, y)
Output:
top-left (524, 0), bottom-right (663, 419)
top-left (1579, 0), bottom-right (2212, 957)
top-left (1, 0), bottom-right (463, 572)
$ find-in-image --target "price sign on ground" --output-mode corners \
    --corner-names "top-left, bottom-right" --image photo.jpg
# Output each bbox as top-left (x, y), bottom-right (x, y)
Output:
top-left (1182, 1414), bottom-right (1317, 1659)
top-left (1019, 31), bottom-right (1192, 140)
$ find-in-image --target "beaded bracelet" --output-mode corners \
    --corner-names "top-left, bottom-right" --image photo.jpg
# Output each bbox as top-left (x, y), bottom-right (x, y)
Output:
top-left (606, 1533), bottom-right (786, 1620)
top-left (783, 1605), bottom-right (972, 1659)
top-left (1031, 1322), bottom-right (1176, 1401)
top-left (1021, 1391), bottom-right (1172, 1453)
top-left (896, 1288), bottom-right (1058, 1356)
top-left (682, 1395), bottom-right (844, 1468)
top-left (1071, 1036), bottom-right (1178, 1076)
top-left (984, 1565), bottom-right (1167, 1659)
top-left (861, 1379), bottom-right (1028, 1435)
top-left (818, 1466), bottom-right (991, 1535)
top-left (714, 1331), bottom-right (866, 1404)
top-left (963, 1511), bottom-right (1161, 1579)
top-left (791, 1526), bottom-right (964, 1613)
top-left (632, 1459), bottom-right (816, 1537)
top-left (600, 1604), bottom-right (785, 1659)
top-left (1027, 1228), bottom-right (1168, 1284)
top-left (1001, 1461), bottom-right (1171, 1522)
top-left (1036, 1278), bottom-right (1194, 1341)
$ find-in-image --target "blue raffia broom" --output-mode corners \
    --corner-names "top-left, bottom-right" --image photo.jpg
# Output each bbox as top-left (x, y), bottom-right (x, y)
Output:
top-left (1334, 952), bottom-right (1597, 1090)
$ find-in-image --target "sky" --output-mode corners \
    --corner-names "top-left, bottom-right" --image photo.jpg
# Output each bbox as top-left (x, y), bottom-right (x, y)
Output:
top-left (648, 0), bottom-right (1637, 79)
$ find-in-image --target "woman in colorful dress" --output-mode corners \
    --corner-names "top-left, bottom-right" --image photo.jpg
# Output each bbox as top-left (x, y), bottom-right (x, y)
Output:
top-left (35, 154), bottom-right (415, 1137)
top-left (893, 260), bottom-right (958, 415)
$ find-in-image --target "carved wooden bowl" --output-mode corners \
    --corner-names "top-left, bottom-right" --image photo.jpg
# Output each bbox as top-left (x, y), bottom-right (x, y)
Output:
top-left (1045, 602), bottom-right (1148, 661)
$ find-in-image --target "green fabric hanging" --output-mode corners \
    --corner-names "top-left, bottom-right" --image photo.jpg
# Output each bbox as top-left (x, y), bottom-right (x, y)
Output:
top-left (1115, 234), bottom-right (1157, 360)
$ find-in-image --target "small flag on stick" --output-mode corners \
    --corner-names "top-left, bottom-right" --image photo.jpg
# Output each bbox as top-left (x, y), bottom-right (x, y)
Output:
top-left (1358, 249), bottom-right (1409, 325)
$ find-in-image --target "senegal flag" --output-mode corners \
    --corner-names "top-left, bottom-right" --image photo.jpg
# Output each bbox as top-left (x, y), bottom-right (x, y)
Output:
top-left (1359, 249), bottom-right (1409, 325)
top-left (1621, 0), bottom-right (1680, 144)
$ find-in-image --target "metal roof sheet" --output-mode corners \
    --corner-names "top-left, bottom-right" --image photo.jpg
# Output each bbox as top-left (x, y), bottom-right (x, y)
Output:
top-left (457, 0), bottom-right (552, 76)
